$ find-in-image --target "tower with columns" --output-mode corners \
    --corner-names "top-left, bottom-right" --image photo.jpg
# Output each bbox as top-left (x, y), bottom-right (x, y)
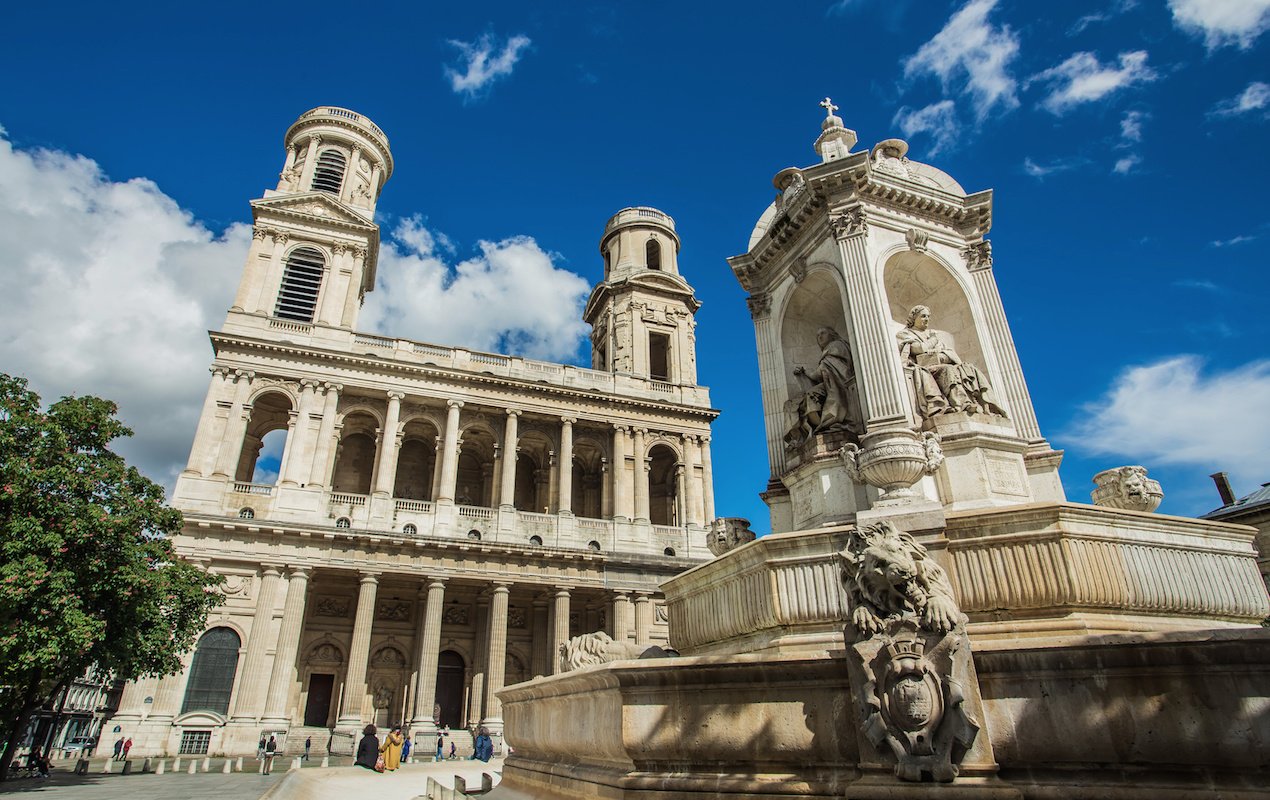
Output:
top-left (115, 107), bottom-right (718, 757)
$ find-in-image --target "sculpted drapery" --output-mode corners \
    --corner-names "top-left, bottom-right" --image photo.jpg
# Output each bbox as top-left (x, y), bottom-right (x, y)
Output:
top-left (897, 305), bottom-right (1006, 422)
top-left (784, 326), bottom-right (864, 449)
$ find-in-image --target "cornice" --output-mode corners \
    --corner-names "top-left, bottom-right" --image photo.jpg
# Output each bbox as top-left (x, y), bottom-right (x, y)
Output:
top-left (208, 331), bottom-right (720, 423)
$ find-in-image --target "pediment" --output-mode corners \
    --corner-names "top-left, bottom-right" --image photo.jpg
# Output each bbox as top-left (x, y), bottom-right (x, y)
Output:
top-left (252, 193), bottom-right (376, 230)
top-left (627, 271), bottom-right (693, 295)
top-left (173, 710), bottom-right (227, 727)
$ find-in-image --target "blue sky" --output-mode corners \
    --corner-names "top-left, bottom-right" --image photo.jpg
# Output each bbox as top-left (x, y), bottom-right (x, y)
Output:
top-left (0, 0), bottom-right (1266, 526)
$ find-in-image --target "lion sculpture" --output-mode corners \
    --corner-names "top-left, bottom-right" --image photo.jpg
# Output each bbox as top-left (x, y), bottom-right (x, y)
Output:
top-left (558, 631), bottom-right (675, 672)
top-left (839, 520), bottom-right (964, 636)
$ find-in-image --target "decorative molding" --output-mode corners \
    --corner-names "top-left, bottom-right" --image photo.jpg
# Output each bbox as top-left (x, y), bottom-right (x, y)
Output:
top-left (905, 228), bottom-right (929, 253)
top-left (746, 293), bottom-right (771, 319)
top-left (831, 207), bottom-right (868, 239)
top-left (962, 240), bottom-right (992, 271)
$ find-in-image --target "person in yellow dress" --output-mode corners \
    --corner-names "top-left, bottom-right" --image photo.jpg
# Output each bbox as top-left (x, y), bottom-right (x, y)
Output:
top-left (379, 725), bottom-right (405, 771)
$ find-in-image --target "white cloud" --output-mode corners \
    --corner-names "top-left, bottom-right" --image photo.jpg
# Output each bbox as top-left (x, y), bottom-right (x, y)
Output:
top-left (1112, 154), bottom-right (1141, 174)
top-left (1119, 109), bottom-right (1146, 142)
top-left (1069, 0), bottom-right (1138, 34)
top-left (1028, 51), bottom-right (1157, 114)
top-left (1209, 234), bottom-right (1256, 247)
top-left (902, 0), bottom-right (1020, 120)
top-left (0, 127), bottom-right (250, 490)
top-left (360, 216), bottom-right (590, 362)
top-left (826, 0), bottom-right (861, 16)
top-left (1068, 356), bottom-right (1270, 492)
top-left (892, 100), bottom-right (959, 154)
top-left (1022, 156), bottom-right (1087, 178)
top-left (1210, 81), bottom-right (1270, 117)
top-left (445, 33), bottom-right (532, 98)
top-left (1168, 0), bottom-right (1270, 50)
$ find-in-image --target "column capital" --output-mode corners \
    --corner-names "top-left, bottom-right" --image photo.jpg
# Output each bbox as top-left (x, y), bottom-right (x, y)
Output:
top-left (386, 391), bottom-right (405, 402)
top-left (260, 564), bottom-right (284, 577)
top-left (286, 566), bottom-right (312, 580)
top-left (613, 423), bottom-right (629, 433)
top-left (448, 399), bottom-right (465, 410)
top-left (560, 415), bottom-right (577, 425)
top-left (554, 587), bottom-right (572, 598)
top-left (323, 381), bottom-right (344, 393)
top-left (490, 582), bottom-right (511, 594)
top-left (308, 134), bottom-right (323, 146)
top-left (210, 365), bottom-right (231, 378)
top-left (358, 572), bottom-right (381, 585)
top-left (300, 379), bottom-right (321, 391)
top-left (234, 369), bottom-right (256, 383)
top-left (505, 408), bottom-right (522, 417)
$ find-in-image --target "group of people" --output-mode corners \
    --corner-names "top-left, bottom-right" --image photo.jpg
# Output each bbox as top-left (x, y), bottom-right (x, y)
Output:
top-left (111, 737), bottom-right (133, 760)
top-left (354, 724), bottom-right (495, 773)
top-left (255, 734), bottom-right (278, 774)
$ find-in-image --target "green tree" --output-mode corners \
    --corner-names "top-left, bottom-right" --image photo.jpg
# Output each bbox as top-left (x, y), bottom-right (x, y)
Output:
top-left (0, 374), bottom-right (222, 777)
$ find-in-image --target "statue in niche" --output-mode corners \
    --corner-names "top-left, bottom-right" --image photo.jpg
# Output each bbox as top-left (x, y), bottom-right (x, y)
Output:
top-left (897, 305), bottom-right (1006, 422)
top-left (784, 327), bottom-right (864, 450)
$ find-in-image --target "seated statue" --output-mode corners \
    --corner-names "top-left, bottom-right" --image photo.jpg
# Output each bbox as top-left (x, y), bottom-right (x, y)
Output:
top-left (897, 305), bottom-right (1006, 422)
top-left (784, 326), bottom-right (864, 449)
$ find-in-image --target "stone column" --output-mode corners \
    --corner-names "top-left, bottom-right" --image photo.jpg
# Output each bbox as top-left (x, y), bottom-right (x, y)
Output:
top-left (482, 584), bottom-right (510, 730)
top-left (437, 400), bottom-right (464, 503)
top-left (232, 229), bottom-right (269, 312)
top-left (368, 163), bottom-right (382, 205)
top-left (410, 579), bottom-right (446, 733)
top-left (633, 593), bottom-right (652, 646)
top-left (340, 248), bottom-right (366, 329)
top-left (499, 410), bottom-right (521, 508)
top-left (342, 145), bottom-right (362, 204)
top-left (468, 598), bottom-right (489, 725)
top-left (600, 458), bottom-right (612, 519)
top-left (834, 209), bottom-right (910, 428)
top-left (530, 597), bottom-right (550, 678)
top-left (280, 381), bottom-right (319, 487)
top-left (230, 566), bottom-right (284, 719)
top-left (308, 383), bottom-right (342, 488)
top-left (967, 248), bottom-right (1043, 442)
top-left (700, 435), bottom-right (716, 523)
top-left (256, 231), bottom-right (290, 315)
top-left (633, 429), bottom-right (650, 522)
top-left (550, 589), bottom-right (570, 675)
top-left (213, 371), bottom-right (254, 479)
top-left (430, 439), bottom-right (445, 501)
top-left (261, 568), bottom-right (311, 724)
top-left (610, 592), bottom-right (632, 642)
top-left (372, 392), bottom-right (404, 496)
top-left (337, 573), bottom-right (379, 727)
top-left (184, 367), bottom-right (230, 476)
top-left (611, 426), bottom-right (629, 520)
top-left (297, 134), bottom-right (322, 190)
top-left (682, 435), bottom-right (702, 526)
top-left (557, 417), bottom-right (575, 514)
top-left (147, 654), bottom-right (191, 720)
top-left (112, 677), bottom-right (160, 723)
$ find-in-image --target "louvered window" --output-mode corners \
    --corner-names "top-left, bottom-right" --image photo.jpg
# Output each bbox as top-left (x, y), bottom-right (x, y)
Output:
top-left (311, 149), bottom-right (347, 194)
top-left (274, 247), bottom-right (325, 322)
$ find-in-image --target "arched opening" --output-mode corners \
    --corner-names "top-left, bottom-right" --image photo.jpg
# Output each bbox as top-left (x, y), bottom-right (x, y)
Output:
top-left (403, 523), bottom-right (418, 536)
top-left (302, 641), bottom-right (343, 727)
top-left (275, 247), bottom-right (325, 323)
top-left (181, 627), bottom-right (241, 716)
top-left (664, 547), bottom-right (677, 557)
top-left (335, 517), bottom-right (351, 529)
top-left (467, 529), bottom-right (482, 540)
top-left (603, 247), bottom-right (612, 277)
top-left (435, 651), bottom-right (466, 729)
top-left (529, 535), bottom-right (543, 546)
top-left (238, 507), bottom-right (255, 519)
top-left (646, 238), bottom-right (661, 270)
top-left (369, 646), bottom-right (407, 728)
top-left (647, 444), bottom-right (679, 526)
top-left (236, 392), bottom-right (293, 484)
top-left (588, 540), bottom-right (602, 552)
top-left (572, 438), bottom-right (605, 519)
top-left (455, 427), bottom-right (496, 507)
top-left (394, 419), bottom-right (439, 500)
top-left (331, 412), bottom-right (378, 495)
top-left (310, 148), bottom-right (347, 194)
top-left (648, 332), bottom-right (671, 382)
top-left (513, 445), bottom-right (549, 511)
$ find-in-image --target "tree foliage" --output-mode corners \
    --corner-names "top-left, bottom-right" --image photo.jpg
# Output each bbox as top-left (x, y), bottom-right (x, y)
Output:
top-left (0, 374), bottom-right (221, 772)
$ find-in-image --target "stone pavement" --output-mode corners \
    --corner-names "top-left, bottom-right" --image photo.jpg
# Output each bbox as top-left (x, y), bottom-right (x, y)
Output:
top-left (0, 756), bottom-right (501, 800)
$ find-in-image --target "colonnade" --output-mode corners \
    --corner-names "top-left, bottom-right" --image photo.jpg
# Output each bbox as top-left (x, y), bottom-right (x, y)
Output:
top-left (188, 376), bottom-right (715, 526)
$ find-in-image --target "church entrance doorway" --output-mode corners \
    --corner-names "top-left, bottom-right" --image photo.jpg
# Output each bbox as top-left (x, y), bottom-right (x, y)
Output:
top-left (435, 651), bottom-right (465, 729)
top-left (304, 673), bottom-right (334, 727)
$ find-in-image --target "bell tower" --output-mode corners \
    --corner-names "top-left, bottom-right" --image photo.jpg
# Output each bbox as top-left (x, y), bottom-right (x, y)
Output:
top-left (583, 207), bottom-right (701, 385)
top-left (225, 106), bottom-right (394, 334)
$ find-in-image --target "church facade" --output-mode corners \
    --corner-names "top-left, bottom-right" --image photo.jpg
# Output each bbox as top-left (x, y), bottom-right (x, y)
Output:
top-left (110, 107), bottom-right (718, 757)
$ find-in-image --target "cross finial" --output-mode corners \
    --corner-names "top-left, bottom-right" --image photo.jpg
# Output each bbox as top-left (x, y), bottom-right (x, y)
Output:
top-left (820, 97), bottom-right (839, 117)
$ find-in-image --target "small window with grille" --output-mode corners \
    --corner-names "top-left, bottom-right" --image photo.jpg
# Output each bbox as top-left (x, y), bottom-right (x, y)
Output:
top-left (179, 730), bottom-right (212, 755)
top-left (587, 540), bottom-right (601, 552)
top-left (310, 148), bottom-right (347, 194)
top-left (403, 523), bottom-right (418, 536)
top-left (275, 247), bottom-right (325, 322)
top-left (336, 517), bottom-right (351, 529)
top-left (529, 535), bottom-right (543, 546)
top-left (239, 508), bottom-right (254, 519)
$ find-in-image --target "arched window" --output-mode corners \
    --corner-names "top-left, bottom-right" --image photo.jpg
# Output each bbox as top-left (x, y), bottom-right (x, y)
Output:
top-left (238, 507), bottom-right (254, 519)
top-left (529, 535), bottom-right (543, 546)
top-left (181, 627), bottom-right (241, 716)
top-left (311, 148), bottom-right (347, 194)
top-left (664, 547), bottom-right (677, 557)
top-left (467, 529), bottom-right (482, 540)
top-left (403, 523), bottom-right (418, 536)
top-left (335, 517), bottom-right (351, 529)
top-left (646, 238), bottom-right (662, 270)
top-left (587, 540), bottom-right (601, 552)
top-left (274, 247), bottom-right (325, 322)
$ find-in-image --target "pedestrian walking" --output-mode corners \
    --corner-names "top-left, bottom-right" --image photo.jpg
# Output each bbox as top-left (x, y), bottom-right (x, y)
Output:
top-left (401, 736), bottom-right (411, 762)
top-left (262, 735), bottom-right (277, 775)
top-left (112, 738), bottom-right (124, 760)
top-left (379, 726), bottom-right (404, 772)
top-left (435, 733), bottom-right (444, 762)
top-left (122, 738), bottom-right (133, 760)
top-left (449, 740), bottom-right (456, 760)
top-left (303, 736), bottom-right (311, 761)
top-left (257, 737), bottom-right (266, 761)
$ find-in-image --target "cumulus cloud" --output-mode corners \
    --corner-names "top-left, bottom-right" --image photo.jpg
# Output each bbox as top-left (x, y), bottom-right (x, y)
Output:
top-left (0, 126), bottom-right (249, 490)
top-left (1168, 0), bottom-right (1270, 50)
top-left (1210, 81), bottom-right (1270, 118)
top-left (892, 100), bottom-right (959, 154)
top-left (902, 0), bottom-right (1020, 120)
top-left (1022, 155), bottom-right (1087, 179)
top-left (445, 33), bottom-right (532, 98)
top-left (360, 216), bottom-right (590, 362)
top-left (1068, 357), bottom-right (1270, 493)
top-left (1028, 51), bottom-right (1157, 114)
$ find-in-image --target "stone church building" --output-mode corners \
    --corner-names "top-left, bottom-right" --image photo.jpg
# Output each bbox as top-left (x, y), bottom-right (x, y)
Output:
top-left (111, 107), bottom-right (719, 757)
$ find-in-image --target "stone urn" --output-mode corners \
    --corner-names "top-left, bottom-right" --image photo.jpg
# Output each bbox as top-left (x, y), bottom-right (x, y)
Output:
top-left (841, 429), bottom-right (943, 503)
top-left (1091, 466), bottom-right (1163, 513)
